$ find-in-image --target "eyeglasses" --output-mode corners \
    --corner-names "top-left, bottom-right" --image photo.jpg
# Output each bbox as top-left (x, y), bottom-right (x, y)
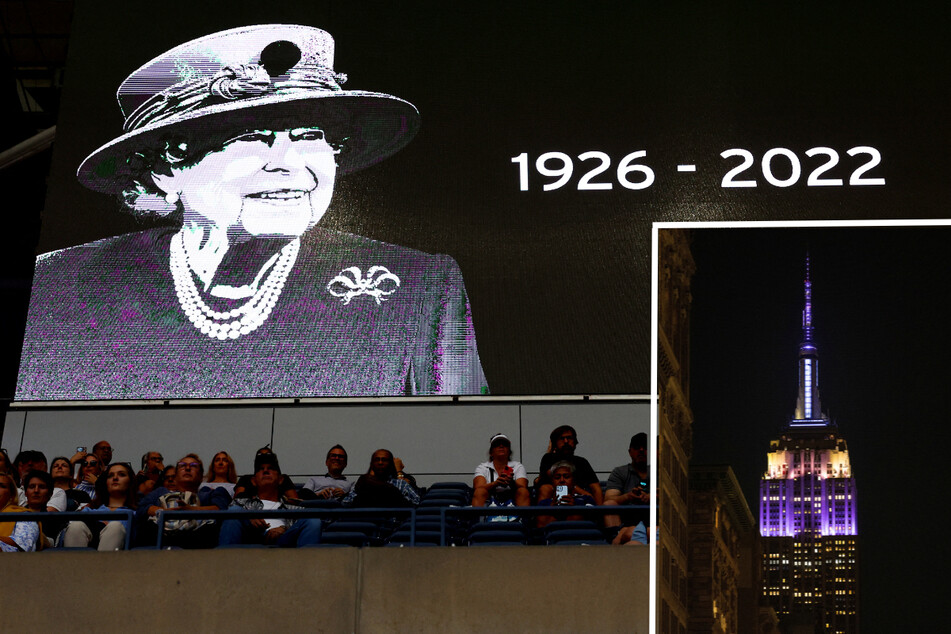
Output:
top-left (177, 462), bottom-right (200, 470)
top-left (83, 460), bottom-right (100, 467)
top-left (328, 454), bottom-right (347, 460)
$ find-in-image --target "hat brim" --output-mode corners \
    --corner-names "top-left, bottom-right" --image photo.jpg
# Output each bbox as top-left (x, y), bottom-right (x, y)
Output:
top-left (77, 90), bottom-right (420, 194)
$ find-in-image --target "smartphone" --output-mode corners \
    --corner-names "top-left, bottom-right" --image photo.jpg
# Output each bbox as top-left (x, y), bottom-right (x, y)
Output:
top-left (77, 446), bottom-right (86, 452)
top-left (555, 485), bottom-right (569, 499)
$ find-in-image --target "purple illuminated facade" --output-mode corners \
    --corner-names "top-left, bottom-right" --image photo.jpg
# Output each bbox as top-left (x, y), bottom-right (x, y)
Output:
top-left (759, 258), bottom-right (859, 633)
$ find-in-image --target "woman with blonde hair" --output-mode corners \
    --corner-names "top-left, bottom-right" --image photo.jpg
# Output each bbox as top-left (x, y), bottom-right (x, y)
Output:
top-left (202, 451), bottom-right (238, 497)
top-left (0, 472), bottom-right (39, 552)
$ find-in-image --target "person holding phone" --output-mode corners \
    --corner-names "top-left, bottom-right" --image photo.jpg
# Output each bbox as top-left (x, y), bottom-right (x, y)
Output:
top-left (603, 432), bottom-right (650, 531)
top-left (535, 461), bottom-right (595, 529)
top-left (471, 433), bottom-right (530, 509)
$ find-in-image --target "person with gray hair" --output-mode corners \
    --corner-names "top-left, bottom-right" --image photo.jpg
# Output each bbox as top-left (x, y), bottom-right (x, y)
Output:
top-left (534, 460), bottom-right (596, 529)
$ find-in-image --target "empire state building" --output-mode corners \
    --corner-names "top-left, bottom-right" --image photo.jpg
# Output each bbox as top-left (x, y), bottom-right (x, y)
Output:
top-left (760, 259), bottom-right (859, 633)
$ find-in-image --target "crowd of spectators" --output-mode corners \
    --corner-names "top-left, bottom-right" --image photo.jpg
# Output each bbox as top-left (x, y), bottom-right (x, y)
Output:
top-left (0, 425), bottom-right (650, 551)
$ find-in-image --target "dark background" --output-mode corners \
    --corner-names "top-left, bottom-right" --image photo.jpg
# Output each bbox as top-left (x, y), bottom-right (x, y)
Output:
top-left (2, 2), bottom-right (949, 628)
top-left (18, 2), bottom-right (951, 398)
top-left (690, 226), bottom-right (951, 632)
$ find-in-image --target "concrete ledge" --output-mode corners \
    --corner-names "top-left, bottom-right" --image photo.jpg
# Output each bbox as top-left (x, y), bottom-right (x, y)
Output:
top-left (4, 546), bottom-right (649, 633)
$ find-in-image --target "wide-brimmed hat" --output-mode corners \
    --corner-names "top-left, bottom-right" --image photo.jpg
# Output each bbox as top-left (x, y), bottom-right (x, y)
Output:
top-left (77, 24), bottom-right (420, 193)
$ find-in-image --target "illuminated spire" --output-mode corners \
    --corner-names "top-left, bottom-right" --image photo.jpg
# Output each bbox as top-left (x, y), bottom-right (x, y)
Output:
top-left (801, 253), bottom-right (813, 344)
top-left (793, 254), bottom-right (824, 423)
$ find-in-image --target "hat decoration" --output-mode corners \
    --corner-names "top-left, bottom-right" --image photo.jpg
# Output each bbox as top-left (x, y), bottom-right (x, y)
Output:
top-left (78, 24), bottom-right (420, 192)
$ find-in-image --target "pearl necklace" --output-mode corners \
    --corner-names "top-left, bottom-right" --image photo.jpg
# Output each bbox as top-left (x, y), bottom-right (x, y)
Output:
top-left (170, 230), bottom-right (299, 340)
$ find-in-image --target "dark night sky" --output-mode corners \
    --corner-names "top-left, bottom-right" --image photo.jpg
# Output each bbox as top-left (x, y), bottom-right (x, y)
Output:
top-left (689, 224), bottom-right (951, 631)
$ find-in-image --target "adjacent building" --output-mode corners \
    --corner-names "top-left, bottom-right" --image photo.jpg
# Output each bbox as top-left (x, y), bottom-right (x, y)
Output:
top-left (687, 464), bottom-right (757, 634)
top-left (759, 259), bottom-right (859, 633)
top-left (657, 229), bottom-right (695, 634)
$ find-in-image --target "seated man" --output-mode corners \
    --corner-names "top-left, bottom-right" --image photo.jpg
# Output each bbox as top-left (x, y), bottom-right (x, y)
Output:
top-left (604, 432), bottom-right (650, 529)
top-left (136, 451), bottom-right (165, 498)
top-left (234, 446), bottom-right (298, 500)
top-left (342, 449), bottom-right (420, 508)
top-left (92, 441), bottom-right (114, 468)
top-left (13, 451), bottom-right (49, 504)
top-left (536, 425), bottom-right (603, 504)
top-left (303, 445), bottom-right (352, 500)
top-left (136, 453), bottom-right (231, 548)
top-left (535, 461), bottom-right (596, 529)
top-left (219, 453), bottom-right (321, 547)
top-left (13, 450), bottom-right (47, 484)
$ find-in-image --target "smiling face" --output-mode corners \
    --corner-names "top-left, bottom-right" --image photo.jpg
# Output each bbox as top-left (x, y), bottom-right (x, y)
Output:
top-left (153, 127), bottom-right (337, 238)
top-left (325, 448), bottom-right (347, 476)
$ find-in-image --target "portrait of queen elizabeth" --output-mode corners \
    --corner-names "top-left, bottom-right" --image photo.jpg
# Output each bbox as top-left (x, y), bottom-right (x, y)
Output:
top-left (16, 24), bottom-right (488, 400)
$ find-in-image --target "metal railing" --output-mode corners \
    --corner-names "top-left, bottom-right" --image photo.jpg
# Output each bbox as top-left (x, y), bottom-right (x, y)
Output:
top-left (439, 504), bottom-right (648, 546)
top-left (2, 504), bottom-right (646, 549)
top-left (0, 510), bottom-right (136, 550)
top-left (154, 507), bottom-right (416, 549)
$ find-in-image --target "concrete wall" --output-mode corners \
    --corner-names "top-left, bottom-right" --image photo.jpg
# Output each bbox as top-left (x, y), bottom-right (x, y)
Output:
top-left (3, 399), bottom-right (650, 486)
top-left (4, 546), bottom-right (650, 633)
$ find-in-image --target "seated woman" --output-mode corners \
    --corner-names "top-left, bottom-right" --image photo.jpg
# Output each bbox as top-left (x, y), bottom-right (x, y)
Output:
top-left (63, 463), bottom-right (137, 551)
top-left (201, 451), bottom-right (238, 498)
top-left (0, 472), bottom-right (39, 552)
top-left (74, 455), bottom-right (103, 499)
top-left (16, 24), bottom-right (487, 401)
top-left (471, 433), bottom-right (530, 509)
top-left (342, 450), bottom-right (419, 508)
top-left (535, 461), bottom-right (596, 529)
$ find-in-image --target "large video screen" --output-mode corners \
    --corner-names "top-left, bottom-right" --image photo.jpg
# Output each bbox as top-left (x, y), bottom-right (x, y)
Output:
top-left (15, 3), bottom-right (948, 401)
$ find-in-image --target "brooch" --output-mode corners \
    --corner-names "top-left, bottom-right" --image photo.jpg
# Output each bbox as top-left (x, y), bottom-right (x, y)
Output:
top-left (327, 266), bottom-right (401, 305)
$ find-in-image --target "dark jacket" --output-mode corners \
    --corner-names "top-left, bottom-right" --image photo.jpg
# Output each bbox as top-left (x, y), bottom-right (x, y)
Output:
top-left (17, 226), bottom-right (488, 400)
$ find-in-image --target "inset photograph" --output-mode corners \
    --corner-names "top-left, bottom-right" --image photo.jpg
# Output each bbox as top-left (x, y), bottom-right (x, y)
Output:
top-left (656, 223), bottom-right (951, 634)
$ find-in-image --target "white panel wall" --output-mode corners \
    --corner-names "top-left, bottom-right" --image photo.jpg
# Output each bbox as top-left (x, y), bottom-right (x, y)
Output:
top-left (3, 399), bottom-right (650, 487)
